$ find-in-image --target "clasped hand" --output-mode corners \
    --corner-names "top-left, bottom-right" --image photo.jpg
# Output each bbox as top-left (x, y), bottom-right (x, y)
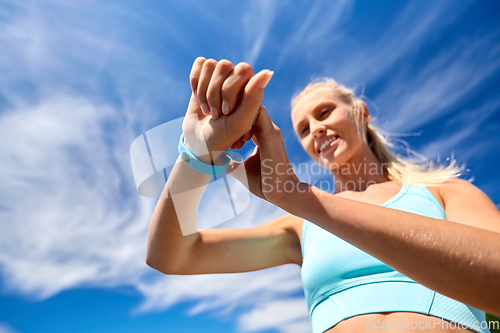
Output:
top-left (182, 57), bottom-right (302, 206)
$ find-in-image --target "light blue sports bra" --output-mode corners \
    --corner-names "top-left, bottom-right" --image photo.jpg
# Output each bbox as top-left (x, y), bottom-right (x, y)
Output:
top-left (301, 183), bottom-right (491, 333)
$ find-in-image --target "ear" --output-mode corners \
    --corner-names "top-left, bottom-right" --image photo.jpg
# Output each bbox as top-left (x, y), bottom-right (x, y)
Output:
top-left (360, 102), bottom-right (371, 125)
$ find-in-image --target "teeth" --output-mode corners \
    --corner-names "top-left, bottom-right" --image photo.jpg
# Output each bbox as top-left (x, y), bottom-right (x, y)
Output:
top-left (319, 136), bottom-right (338, 152)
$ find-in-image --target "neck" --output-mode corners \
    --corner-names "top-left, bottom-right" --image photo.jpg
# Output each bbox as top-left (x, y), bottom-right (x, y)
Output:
top-left (330, 147), bottom-right (390, 193)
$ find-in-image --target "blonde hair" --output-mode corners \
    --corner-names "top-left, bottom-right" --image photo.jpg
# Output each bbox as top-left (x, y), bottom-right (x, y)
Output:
top-left (291, 78), bottom-right (465, 187)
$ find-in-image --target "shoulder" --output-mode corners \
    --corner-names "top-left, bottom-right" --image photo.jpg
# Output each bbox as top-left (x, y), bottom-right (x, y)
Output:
top-left (437, 178), bottom-right (500, 233)
top-left (436, 178), bottom-right (470, 202)
top-left (438, 177), bottom-right (473, 189)
top-left (437, 178), bottom-right (487, 204)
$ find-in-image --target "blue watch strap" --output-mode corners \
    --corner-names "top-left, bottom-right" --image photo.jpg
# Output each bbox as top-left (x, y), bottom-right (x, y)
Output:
top-left (178, 133), bottom-right (231, 178)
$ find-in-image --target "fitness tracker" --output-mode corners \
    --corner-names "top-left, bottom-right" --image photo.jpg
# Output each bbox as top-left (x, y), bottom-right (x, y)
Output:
top-left (178, 133), bottom-right (232, 178)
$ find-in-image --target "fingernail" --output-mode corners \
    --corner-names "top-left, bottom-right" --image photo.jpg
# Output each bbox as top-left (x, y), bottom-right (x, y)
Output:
top-left (261, 71), bottom-right (274, 89)
top-left (211, 107), bottom-right (219, 120)
top-left (201, 103), bottom-right (210, 115)
top-left (222, 101), bottom-right (229, 115)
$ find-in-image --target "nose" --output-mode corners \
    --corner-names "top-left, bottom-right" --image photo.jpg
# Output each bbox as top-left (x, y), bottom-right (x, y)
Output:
top-left (310, 118), bottom-right (326, 139)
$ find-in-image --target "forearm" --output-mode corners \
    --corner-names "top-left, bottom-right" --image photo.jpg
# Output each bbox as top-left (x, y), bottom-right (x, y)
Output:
top-left (281, 183), bottom-right (500, 316)
top-left (146, 156), bottom-right (212, 272)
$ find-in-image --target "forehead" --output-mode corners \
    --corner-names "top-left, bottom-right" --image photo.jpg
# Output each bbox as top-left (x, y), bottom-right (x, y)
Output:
top-left (291, 87), bottom-right (342, 124)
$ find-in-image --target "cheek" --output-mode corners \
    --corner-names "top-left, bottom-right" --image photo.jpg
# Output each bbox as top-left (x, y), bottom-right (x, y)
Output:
top-left (301, 139), bottom-right (316, 155)
top-left (300, 140), bottom-right (310, 152)
top-left (343, 112), bottom-right (361, 134)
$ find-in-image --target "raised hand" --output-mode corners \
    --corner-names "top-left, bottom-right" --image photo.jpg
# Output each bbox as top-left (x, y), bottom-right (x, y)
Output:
top-left (227, 105), bottom-right (302, 205)
top-left (181, 57), bottom-right (273, 164)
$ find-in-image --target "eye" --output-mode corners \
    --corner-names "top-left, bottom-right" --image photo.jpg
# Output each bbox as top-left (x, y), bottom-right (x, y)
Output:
top-left (300, 125), bottom-right (309, 136)
top-left (320, 107), bottom-right (334, 118)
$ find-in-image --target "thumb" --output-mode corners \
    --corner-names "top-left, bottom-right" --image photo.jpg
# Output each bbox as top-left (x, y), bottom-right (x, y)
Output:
top-left (253, 105), bottom-right (293, 170)
top-left (253, 105), bottom-right (279, 142)
top-left (243, 145), bottom-right (261, 171)
top-left (225, 145), bottom-right (261, 192)
top-left (185, 92), bottom-right (204, 117)
top-left (228, 70), bottom-right (273, 130)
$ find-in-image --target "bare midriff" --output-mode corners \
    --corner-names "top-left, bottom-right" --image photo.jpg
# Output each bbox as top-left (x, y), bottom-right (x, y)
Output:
top-left (324, 312), bottom-right (476, 333)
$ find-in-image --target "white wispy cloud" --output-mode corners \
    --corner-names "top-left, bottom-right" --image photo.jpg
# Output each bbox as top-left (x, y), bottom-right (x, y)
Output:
top-left (242, 0), bottom-right (281, 66)
top-left (321, 1), bottom-right (468, 84)
top-left (0, 95), bottom-right (153, 299)
top-left (275, 0), bottom-right (354, 69)
top-left (0, 2), bottom-right (306, 332)
top-left (237, 297), bottom-right (311, 333)
top-left (375, 31), bottom-right (500, 133)
top-left (272, 0), bottom-right (500, 136)
top-left (272, 1), bottom-right (499, 194)
top-left (1, 1), bottom-right (499, 333)
top-left (134, 265), bottom-right (303, 318)
top-left (0, 322), bottom-right (19, 333)
top-left (0, 88), bottom-right (303, 331)
top-left (418, 97), bottom-right (500, 161)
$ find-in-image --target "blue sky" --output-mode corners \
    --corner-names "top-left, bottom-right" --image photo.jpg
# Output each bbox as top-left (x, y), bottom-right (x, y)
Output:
top-left (1, 1), bottom-right (500, 332)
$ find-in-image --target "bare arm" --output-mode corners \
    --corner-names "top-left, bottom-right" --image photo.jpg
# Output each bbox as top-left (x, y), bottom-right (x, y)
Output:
top-left (145, 58), bottom-right (303, 275)
top-left (188, 214), bottom-right (302, 274)
top-left (145, 155), bottom-right (210, 273)
top-left (146, 155), bottom-right (302, 274)
top-left (278, 179), bottom-right (500, 316)
top-left (245, 106), bottom-right (500, 316)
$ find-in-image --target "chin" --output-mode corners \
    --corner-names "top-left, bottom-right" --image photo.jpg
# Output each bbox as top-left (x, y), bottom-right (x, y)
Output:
top-left (317, 155), bottom-right (338, 170)
top-left (320, 150), bottom-right (351, 171)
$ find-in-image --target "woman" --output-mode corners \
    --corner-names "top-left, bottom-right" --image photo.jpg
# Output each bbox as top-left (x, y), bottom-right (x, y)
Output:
top-left (146, 57), bottom-right (500, 333)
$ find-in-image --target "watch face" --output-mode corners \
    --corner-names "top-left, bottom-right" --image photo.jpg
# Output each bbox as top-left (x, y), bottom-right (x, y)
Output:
top-left (130, 115), bottom-right (250, 235)
top-left (181, 152), bottom-right (190, 164)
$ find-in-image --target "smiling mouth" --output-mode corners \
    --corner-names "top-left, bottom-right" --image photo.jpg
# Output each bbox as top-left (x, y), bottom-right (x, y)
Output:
top-left (318, 136), bottom-right (339, 153)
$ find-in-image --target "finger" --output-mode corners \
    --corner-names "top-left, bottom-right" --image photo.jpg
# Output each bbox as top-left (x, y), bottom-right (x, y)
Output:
top-left (251, 134), bottom-right (259, 147)
top-left (242, 145), bottom-right (263, 186)
top-left (227, 70), bottom-right (273, 134)
top-left (254, 105), bottom-right (283, 153)
top-left (189, 57), bottom-right (206, 100)
top-left (253, 106), bottom-right (292, 168)
top-left (253, 105), bottom-right (281, 143)
top-left (242, 127), bottom-right (254, 142)
top-left (245, 145), bottom-right (261, 172)
top-left (237, 138), bottom-right (245, 149)
top-left (221, 62), bottom-right (254, 115)
top-left (185, 91), bottom-right (203, 117)
top-left (206, 59), bottom-right (234, 120)
top-left (197, 59), bottom-right (217, 116)
top-left (230, 136), bottom-right (245, 150)
top-left (233, 138), bottom-right (244, 150)
top-left (189, 57), bottom-right (207, 97)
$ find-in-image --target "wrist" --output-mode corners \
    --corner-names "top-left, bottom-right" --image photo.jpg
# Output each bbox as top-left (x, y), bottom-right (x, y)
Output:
top-left (166, 155), bottom-right (213, 198)
top-left (178, 133), bottom-right (231, 179)
top-left (183, 137), bottom-right (222, 165)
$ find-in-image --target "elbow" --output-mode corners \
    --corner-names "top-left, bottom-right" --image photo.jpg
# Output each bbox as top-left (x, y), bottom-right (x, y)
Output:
top-left (144, 241), bottom-right (166, 271)
top-left (145, 253), bottom-right (159, 271)
top-left (145, 250), bottom-right (163, 271)
top-left (145, 253), bottom-right (182, 275)
top-left (145, 252), bottom-right (165, 272)
top-left (145, 255), bottom-right (157, 270)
